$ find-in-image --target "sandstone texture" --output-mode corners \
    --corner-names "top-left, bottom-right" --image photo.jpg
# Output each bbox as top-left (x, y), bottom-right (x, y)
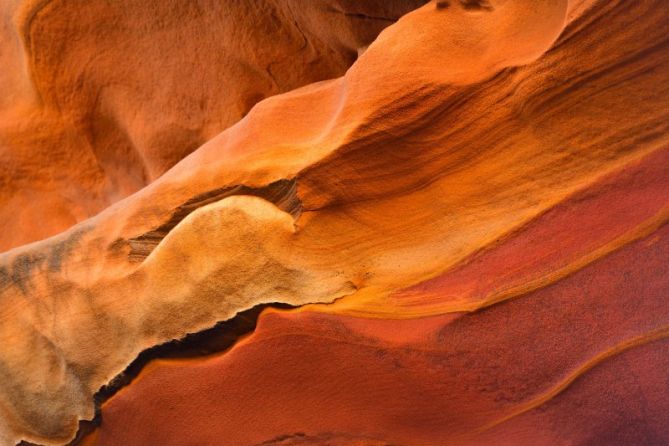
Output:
top-left (0, 1), bottom-right (668, 445)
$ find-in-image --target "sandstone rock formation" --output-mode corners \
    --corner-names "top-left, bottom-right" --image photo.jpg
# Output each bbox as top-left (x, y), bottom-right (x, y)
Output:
top-left (0, 0), bottom-right (427, 251)
top-left (1, 0), bottom-right (668, 445)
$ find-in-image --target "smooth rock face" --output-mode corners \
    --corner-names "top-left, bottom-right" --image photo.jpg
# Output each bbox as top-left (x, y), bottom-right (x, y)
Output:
top-left (0, 0), bottom-right (668, 445)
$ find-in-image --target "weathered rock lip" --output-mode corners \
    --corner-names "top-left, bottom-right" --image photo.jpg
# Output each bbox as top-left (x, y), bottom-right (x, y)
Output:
top-left (66, 303), bottom-right (296, 446)
top-left (127, 179), bottom-right (301, 261)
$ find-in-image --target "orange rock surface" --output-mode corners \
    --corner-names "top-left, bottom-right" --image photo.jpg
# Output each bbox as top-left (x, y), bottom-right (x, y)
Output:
top-left (0, 0), bottom-right (425, 251)
top-left (0, 0), bottom-right (668, 445)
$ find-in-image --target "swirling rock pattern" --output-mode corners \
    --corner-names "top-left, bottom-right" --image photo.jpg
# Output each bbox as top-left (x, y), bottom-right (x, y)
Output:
top-left (0, 0), bottom-right (668, 445)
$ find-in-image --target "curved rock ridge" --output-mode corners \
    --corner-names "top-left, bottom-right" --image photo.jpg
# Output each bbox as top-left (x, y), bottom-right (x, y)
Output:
top-left (0, 0), bottom-right (427, 251)
top-left (0, 0), bottom-right (668, 444)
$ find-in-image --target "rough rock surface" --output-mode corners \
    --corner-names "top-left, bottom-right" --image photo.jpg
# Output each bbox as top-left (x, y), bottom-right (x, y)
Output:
top-left (0, 0), bottom-right (668, 445)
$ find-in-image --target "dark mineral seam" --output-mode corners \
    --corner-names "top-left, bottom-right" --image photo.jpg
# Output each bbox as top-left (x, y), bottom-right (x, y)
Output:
top-left (324, 6), bottom-right (400, 23)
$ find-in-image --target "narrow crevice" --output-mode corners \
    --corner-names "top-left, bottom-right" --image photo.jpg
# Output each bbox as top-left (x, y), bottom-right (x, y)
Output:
top-left (40, 302), bottom-right (297, 446)
top-left (127, 178), bottom-right (301, 261)
top-left (459, 0), bottom-right (494, 11)
top-left (324, 6), bottom-right (403, 23)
